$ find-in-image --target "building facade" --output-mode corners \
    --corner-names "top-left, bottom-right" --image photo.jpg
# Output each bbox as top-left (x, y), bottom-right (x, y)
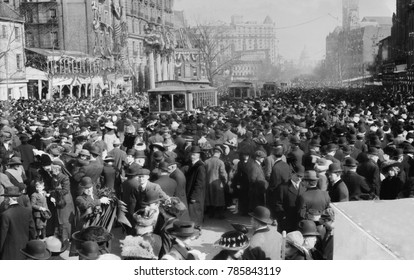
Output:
top-left (0, 2), bottom-right (27, 100)
top-left (324, 0), bottom-right (392, 84)
top-left (125, 0), bottom-right (176, 90)
top-left (212, 15), bottom-right (277, 82)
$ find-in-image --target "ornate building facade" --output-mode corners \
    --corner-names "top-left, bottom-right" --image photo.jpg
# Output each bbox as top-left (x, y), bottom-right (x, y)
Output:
top-left (125, 0), bottom-right (176, 90)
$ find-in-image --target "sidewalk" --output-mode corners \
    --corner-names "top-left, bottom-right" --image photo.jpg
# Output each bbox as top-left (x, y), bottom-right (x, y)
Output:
top-left (61, 210), bottom-right (251, 260)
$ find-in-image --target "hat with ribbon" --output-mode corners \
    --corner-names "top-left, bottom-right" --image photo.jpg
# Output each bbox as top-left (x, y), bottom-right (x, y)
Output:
top-left (214, 224), bottom-right (249, 251)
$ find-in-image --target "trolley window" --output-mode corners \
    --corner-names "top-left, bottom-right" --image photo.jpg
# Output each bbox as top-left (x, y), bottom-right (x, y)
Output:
top-left (160, 94), bottom-right (172, 111)
top-left (149, 94), bottom-right (159, 112)
top-left (235, 88), bottom-right (241, 98)
top-left (242, 88), bottom-right (248, 98)
top-left (173, 94), bottom-right (186, 111)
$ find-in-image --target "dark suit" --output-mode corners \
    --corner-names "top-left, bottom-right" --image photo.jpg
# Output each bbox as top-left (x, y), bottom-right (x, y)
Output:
top-left (341, 171), bottom-right (370, 200)
top-left (108, 147), bottom-right (127, 173)
top-left (274, 181), bottom-right (306, 232)
top-left (169, 168), bottom-right (189, 221)
top-left (0, 203), bottom-right (36, 260)
top-left (131, 182), bottom-right (169, 213)
top-left (357, 159), bottom-right (381, 196)
top-left (297, 188), bottom-right (331, 219)
top-left (247, 160), bottom-right (268, 211)
top-left (154, 175), bottom-right (177, 197)
top-left (328, 179), bottom-right (349, 202)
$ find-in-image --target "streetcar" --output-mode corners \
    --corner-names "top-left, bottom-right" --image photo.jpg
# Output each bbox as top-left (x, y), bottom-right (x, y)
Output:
top-left (227, 81), bottom-right (258, 100)
top-left (147, 79), bottom-right (218, 113)
top-left (261, 82), bottom-right (279, 98)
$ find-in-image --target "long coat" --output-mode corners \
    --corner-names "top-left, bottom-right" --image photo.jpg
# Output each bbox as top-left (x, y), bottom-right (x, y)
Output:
top-left (243, 226), bottom-right (282, 260)
top-left (204, 156), bottom-right (228, 207)
top-left (0, 204), bottom-right (36, 260)
top-left (51, 172), bottom-right (75, 240)
top-left (184, 160), bottom-right (206, 226)
top-left (267, 159), bottom-right (291, 213)
top-left (341, 171), bottom-right (370, 200)
top-left (247, 160), bottom-right (268, 211)
top-left (357, 159), bottom-right (381, 196)
top-left (232, 158), bottom-right (250, 215)
top-left (170, 168), bottom-right (190, 221)
top-left (296, 188), bottom-right (331, 219)
top-left (16, 143), bottom-right (35, 172)
top-left (274, 181), bottom-right (306, 232)
top-left (121, 177), bottom-right (140, 223)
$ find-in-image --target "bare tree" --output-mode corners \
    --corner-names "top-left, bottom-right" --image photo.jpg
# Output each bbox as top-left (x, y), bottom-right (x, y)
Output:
top-left (188, 22), bottom-right (241, 86)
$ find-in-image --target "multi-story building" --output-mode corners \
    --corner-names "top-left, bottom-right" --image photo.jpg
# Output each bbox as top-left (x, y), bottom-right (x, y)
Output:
top-left (173, 10), bottom-right (206, 81)
top-left (125, 0), bottom-right (176, 90)
top-left (0, 2), bottom-right (27, 100)
top-left (211, 15), bottom-right (277, 82)
top-left (342, 0), bottom-right (360, 31)
top-left (324, 0), bottom-right (391, 83)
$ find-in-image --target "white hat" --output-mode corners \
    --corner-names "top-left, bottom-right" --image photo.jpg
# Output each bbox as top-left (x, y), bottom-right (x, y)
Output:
top-left (105, 121), bottom-right (117, 130)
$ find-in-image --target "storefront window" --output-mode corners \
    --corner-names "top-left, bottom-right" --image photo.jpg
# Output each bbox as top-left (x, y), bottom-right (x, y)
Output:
top-left (173, 94), bottom-right (185, 111)
top-left (149, 94), bottom-right (159, 111)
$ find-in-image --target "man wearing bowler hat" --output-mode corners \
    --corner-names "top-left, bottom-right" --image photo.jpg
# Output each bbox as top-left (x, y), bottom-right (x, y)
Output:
top-left (75, 177), bottom-right (110, 229)
top-left (131, 168), bottom-right (170, 216)
top-left (243, 206), bottom-right (282, 260)
top-left (184, 146), bottom-right (206, 227)
top-left (247, 150), bottom-right (268, 211)
top-left (165, 157), bottom-right (190, 221)
top-left (342, 157), bottom-right (370, 200)
top-left (204, 146), bottom-right (228, 219)
top-left (153, 161), bottom-right (177, 197)
top-left (327, 163), bottom-right (349, 202)
top-left (356, 147), bottom-right (381, 197)
top-left (297, 170), bottom-right (331, 220)
top-left (274, 165), bottom-right (306, 232)
top-left (121, 163), bottom-right (142, 232)
top-left (0, 186), bottom-right (36, 260)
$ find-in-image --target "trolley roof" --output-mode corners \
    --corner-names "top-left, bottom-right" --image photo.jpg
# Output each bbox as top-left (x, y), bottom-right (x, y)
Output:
top-left (148, 79), bottom-right (216, 93)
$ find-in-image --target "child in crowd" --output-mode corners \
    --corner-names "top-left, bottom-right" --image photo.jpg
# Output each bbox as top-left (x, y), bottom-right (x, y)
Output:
top-left (30, 180), bottom-right (51, 239)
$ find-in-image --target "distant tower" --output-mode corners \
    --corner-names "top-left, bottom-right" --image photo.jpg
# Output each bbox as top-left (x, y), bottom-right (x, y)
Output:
top-left (342, 0), bottom-right (360, 30)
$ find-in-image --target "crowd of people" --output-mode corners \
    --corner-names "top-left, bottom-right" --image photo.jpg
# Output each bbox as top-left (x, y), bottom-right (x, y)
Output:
top-left (0, 86), bottom-right (413, 260)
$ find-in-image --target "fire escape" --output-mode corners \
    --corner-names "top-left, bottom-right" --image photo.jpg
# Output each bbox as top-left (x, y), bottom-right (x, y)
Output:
top-left (20, 0), bottom-right (59, 50)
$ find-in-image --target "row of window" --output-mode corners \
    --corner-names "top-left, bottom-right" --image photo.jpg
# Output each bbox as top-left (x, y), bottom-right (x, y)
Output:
top-left (1, 54), bottom-right (23, 71)
top-left (26, 31), bottom-right (58, 48)
top-left (1, 25), bottom-right (20, 40)
top-left (26, 9), bottom-right (56, 24)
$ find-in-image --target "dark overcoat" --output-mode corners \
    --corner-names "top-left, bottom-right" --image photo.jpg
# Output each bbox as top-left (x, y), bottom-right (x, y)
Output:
top-left (0, 204), bottom-right (36, 260)
top-left (184, 160), bottom-right (206, 226)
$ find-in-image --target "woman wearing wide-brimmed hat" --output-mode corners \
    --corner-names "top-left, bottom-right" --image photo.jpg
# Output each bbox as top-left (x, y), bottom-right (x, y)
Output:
top-left (380, 161), bottom-right (404, 200)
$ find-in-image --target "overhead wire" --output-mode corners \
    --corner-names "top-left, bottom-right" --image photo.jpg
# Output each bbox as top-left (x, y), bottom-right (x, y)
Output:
top-left (275, 13), bottom-right (339, 30)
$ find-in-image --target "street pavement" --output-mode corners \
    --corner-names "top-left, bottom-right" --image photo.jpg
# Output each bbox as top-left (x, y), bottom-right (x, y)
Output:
top-left (61, 209), bottom-right (252, 260)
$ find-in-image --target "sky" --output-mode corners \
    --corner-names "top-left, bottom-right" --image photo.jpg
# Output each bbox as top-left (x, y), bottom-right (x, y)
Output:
top-left (174, 0), bottom-right (396, 61)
